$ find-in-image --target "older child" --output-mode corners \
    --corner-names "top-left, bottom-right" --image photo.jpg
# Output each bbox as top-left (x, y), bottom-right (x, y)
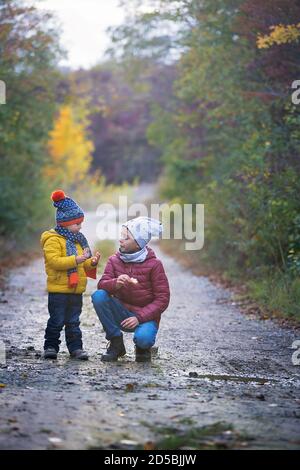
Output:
top-left (41, 190), bottom-right (100, 360)
top-left (92, 217), bottom-right (170, 362)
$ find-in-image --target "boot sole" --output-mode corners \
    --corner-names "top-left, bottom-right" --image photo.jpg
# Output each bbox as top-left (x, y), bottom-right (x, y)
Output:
top-left (101, 356), bottom-right (118, 362)
top-left (135, 357), bottom-right (151, 363)
top-left (101, 351), bottom-right (126, 362)
top-left (70, 356), bottom-right (89, 361)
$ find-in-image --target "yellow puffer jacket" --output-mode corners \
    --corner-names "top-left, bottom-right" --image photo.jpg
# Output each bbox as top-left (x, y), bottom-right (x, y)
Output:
top-left (40, 229), bottom-right (96, 294)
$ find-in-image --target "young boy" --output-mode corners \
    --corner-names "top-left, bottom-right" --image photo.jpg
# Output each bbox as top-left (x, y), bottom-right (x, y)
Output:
top-left (41, 190), bottom-right (100, 360)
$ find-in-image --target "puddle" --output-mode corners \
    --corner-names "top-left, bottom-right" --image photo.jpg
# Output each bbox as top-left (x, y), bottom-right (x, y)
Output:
top-left (188, 373), bottom-right (274, 384)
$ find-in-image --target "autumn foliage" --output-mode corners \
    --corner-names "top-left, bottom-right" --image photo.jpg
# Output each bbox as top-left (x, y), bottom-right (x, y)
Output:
top-left (45, 105), bottom-right (94, 188)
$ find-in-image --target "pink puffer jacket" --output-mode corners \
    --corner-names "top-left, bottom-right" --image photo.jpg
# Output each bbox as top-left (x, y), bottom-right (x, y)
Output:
top-left (97, 247), bottom-right (170, 325)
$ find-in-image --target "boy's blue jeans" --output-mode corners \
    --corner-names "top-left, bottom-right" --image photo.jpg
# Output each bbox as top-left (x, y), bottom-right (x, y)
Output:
top-left (44, 293), bottom-right (83, 353)
top-left (91, 289), bottom-right (158, 349)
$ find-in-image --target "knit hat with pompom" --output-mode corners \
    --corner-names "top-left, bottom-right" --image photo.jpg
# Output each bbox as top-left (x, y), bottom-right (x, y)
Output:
top-left (51, 190), bottom-right (84, 227)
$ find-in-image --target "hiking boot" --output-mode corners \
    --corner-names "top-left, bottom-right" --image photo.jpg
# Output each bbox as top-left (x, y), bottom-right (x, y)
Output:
top-left (101, 336), bottom-right (126, 362)
top-left (70, 349), bottom-right (89, 360)
top-left (135, 346), bottom-right (151, 363)
top-left (44, 347), bottom-right (57, 360)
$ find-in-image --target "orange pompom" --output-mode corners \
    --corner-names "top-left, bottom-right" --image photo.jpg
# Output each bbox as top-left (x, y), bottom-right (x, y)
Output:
top-left (51, 190), bottom-right (65, 202)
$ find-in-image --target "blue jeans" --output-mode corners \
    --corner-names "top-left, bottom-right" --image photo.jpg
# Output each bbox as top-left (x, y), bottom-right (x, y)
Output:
top-left (44, 293), bottom-right (83, 353)
top-left (91, 289), bottom-right (158, 349)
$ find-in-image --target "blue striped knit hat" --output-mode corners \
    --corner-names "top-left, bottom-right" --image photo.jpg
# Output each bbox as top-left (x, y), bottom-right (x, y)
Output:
top-left (51, 190), bottom-right (84, 227)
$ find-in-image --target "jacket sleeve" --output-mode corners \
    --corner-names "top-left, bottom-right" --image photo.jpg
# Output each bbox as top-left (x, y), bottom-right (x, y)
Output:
top-left (97, 258), bottom-right (118, 294)
top-left (135, 260), bottom-right (170, 323)
top-left (43, 238), bottom-right (77, 271)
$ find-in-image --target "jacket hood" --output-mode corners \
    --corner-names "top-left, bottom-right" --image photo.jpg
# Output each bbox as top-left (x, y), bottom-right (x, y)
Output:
top-left (40, 229), bottom-right (63, 248)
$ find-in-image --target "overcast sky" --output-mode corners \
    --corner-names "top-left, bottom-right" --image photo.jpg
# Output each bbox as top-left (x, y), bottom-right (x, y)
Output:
top-left (35, 0), bottom-right (126, 69)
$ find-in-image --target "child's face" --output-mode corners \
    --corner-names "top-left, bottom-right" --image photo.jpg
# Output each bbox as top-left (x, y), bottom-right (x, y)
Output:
top-left (119, 227), bottom-right (140, 253)
top-left (68, 222), bottom-right (82, 233)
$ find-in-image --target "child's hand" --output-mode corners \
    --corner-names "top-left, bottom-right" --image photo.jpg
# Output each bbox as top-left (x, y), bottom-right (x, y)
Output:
top-left (83, 248), bottom-right (90, 259)
top-left (121, 316), bottom-right (139, 329)
top-left (76, 254), bottom-right (87, 264)
top-left (91, 251), bottom-right (101, 266)
top-left (116, 274), bottom-right (131, 290)
top-left (76, 248), bottom-right (91, 264)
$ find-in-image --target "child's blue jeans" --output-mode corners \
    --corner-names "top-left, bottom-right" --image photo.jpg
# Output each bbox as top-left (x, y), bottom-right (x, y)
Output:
top-left (44, 293), bottom-right (83, 353)
top-left (91, 289), bottom-right (158, 349)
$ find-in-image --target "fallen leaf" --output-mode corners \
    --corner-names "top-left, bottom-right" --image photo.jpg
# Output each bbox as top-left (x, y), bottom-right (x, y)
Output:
top-left (144, 441), bottom-right (155, 450)
top-left (125, 383), bottom-right (135, 392)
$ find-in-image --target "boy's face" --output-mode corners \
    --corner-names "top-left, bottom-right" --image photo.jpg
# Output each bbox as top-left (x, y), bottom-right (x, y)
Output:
top-left (119, 227), bottom-right (140, 253)
top-left (67, 222), bottom-right (82, 233)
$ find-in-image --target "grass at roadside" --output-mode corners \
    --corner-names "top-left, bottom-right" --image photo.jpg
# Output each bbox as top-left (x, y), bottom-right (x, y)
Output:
top-left (160, 238), bottom-right (300, 326)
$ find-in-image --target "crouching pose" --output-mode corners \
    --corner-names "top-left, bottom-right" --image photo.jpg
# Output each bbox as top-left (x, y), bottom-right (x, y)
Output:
top-left (92, 217), bottom-right (170, 362)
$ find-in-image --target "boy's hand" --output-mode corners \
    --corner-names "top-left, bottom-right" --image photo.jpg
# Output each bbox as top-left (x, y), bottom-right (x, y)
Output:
top-left (121, 317), bottom-right (139, 329)
top-left (116, 275), bottom-right (139, 290)
top-left (76, 248), bottom-right (90, 265)
top-left (91, 251), bottom-right (101, 266)
top-left (116, 274), bottom-right (131, 290)
top-left (76, 254), bottom-right (87, 264)
top-left (83, 248), bottom-right (91, 258)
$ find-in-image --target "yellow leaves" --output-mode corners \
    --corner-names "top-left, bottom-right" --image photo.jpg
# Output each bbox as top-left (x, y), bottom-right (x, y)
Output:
top-left (257, 23), bottom-right (300, 49)
top-left (44, 105), bottom-right (94, 188)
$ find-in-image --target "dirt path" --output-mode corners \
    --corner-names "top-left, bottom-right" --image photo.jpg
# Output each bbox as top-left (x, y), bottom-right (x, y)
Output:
top-left (0, 191), bottom-right (300, 450)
